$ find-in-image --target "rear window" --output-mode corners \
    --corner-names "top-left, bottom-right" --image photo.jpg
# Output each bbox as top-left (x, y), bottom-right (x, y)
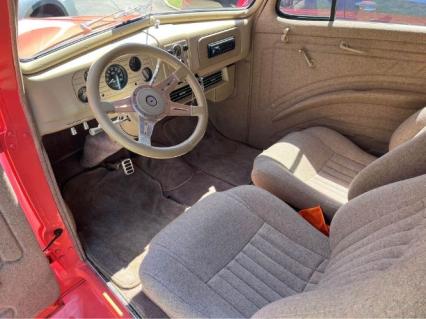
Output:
top-left (277, 0), bottom-right (426, 26)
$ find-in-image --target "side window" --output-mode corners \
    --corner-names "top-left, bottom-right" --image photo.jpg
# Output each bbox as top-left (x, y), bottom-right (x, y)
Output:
top-left (277, 0), bottom-right (426, 26)
top-left (277, 0), bottom-right (333, 19)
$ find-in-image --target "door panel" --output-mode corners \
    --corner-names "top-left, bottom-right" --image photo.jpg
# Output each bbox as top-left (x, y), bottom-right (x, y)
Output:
top-left (248, 0), bottom-right (426, 154)
top-left (0, 167), bottom-right (59, 318)
top-left (210, 0), bottom-right (426, 155)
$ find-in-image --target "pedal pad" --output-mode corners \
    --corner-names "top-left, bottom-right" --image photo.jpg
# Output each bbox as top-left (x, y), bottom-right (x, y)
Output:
top-left (121, 158), bottom-right (135, 175)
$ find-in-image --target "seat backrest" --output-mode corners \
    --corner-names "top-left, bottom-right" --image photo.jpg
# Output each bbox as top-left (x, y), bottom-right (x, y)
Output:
top-left (389, 107), bottom-right (426, 151)
top-left (348, 107), bottom-right (426, 200)
top-left (348, 130), bottom-right (426, 200)
top-left (253, 174), bottom-right (426, 318)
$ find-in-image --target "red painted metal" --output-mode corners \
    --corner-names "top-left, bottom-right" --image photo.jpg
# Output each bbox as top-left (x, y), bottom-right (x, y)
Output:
top-left (0, 1), bottom-right (130, 317)
top-left (18, 15), bottom-right (139, 59)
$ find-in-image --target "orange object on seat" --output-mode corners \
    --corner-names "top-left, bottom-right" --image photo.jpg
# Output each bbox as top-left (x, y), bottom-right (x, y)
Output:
top-left (299, 206), bottom-right (330, 236)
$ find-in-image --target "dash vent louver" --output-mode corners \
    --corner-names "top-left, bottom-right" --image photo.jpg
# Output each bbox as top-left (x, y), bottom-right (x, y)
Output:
top-left (170, 85), bottom-right (193, 102)
top-left (169, 71), bottom-right (223, 102)
top-left (202, 71), bottom-right (223, 89)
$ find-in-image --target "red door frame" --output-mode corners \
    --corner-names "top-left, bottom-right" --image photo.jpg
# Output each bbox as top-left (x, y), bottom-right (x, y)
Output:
top-left (0, 1), bottom-right (130, 317)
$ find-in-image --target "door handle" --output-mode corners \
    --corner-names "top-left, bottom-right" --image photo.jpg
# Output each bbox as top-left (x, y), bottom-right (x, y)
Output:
top-left (339, 41), bottom-right (366, 54)
top-left (299, 48), bottom-right (314, 68)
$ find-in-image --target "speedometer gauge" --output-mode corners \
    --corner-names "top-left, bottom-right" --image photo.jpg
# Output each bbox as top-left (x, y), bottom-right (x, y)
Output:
top-left (105, 64), bottom-right (128, 90)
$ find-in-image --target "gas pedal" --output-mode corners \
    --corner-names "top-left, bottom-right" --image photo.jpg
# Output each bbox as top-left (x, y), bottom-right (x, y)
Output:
top-left (121, 158), bottom-right (135, 175)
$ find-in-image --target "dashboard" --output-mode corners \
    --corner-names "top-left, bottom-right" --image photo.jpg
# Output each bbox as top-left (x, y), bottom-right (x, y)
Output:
top-left (23, 19), bottom-right (251, 136)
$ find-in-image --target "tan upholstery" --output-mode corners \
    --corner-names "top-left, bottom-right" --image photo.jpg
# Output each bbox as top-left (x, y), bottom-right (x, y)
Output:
top-left (140, 175), bottom-right (426, 318)
top-left (252, 108), bottom-right (426, 217)
top-left (389, 107), bottom-right (426, 150)
top-left (252, 127), bottom-right (376, 219)
top-left (349, 130), bottom-right (426, 200)
top-left (208, 0), bottom-right (426, 155)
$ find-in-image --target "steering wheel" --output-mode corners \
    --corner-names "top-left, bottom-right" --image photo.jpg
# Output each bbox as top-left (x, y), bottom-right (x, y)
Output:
top-left (86, 43), bottom-right (208, 159)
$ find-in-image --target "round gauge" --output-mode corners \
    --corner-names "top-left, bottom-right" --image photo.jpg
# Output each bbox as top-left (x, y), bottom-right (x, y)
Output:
top-left (78, 86), bottom-right (88, 103)
top-left (172, 44), bottom-right (182, 58)
top-left (83, 69), bottom-right (89, 82)
top-left (142, 67), bottom-right (153, 82)
top-left (129, 56), bottom-right (142, 72)
top-left (105, 64), bottom-right (128, 90)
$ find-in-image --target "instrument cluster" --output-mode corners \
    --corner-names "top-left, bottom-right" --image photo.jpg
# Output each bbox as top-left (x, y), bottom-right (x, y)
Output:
top-left (72, 55), bottom-right (156, 104)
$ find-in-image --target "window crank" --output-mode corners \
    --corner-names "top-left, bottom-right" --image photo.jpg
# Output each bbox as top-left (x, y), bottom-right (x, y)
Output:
top-left (281, 27), bottom-right (290, 43)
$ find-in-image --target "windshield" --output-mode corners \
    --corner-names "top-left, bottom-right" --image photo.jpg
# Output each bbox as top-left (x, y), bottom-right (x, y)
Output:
top-left (17, 0), bottom-right (252, 60)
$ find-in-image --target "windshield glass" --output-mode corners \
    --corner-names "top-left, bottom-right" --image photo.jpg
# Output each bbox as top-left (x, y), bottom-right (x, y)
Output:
top-left (17, 0), bottom-right (253, 60)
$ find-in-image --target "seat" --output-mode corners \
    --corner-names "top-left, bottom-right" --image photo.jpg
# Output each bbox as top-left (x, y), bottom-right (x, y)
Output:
top-left (252, 127), bottom-right (376, 218)
top-left (140, 175), bottom-right (426, 318)
top-left (252, 107), bottom-right (426, 219)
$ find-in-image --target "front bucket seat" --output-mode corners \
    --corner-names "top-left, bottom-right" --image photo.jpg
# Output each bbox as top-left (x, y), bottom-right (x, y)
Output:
top-left (140, 174), bottom-right (426, 318)
top-left (252, 107), bottom-right (426, 219)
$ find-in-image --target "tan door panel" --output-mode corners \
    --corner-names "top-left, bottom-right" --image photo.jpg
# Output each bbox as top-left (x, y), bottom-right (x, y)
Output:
top-left (210, 0), bottom-right (426, 155)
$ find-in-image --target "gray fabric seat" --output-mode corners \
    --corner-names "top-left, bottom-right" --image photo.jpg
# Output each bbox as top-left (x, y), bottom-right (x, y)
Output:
top-left (252, 107), bottom-right (426, 219)
top-left (140, 175), bottom-right (426, 318)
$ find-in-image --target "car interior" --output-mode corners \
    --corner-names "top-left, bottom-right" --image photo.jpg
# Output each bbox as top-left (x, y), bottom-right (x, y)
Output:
top-left (15, 0), bottom-right (426, 316)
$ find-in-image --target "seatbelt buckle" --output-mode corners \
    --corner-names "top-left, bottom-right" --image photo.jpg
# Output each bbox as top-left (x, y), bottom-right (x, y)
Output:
top-left (121, 158), bottom-right (135, 175)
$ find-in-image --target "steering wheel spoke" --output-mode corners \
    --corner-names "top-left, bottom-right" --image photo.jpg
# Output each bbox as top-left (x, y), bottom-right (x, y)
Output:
top-left (169, 102), bottom-right (203, 117)
top-left (101, 97), bottom-right (134, 113)
top-left (138, 117), bottom-right (156, 146)
top-left (154, 66), bottom-right (187, 94)
top-left (149, 58), bottom-right (162, 86)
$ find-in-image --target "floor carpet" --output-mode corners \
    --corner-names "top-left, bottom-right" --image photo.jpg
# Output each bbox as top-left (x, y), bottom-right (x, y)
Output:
top-left (161, 118), bottom-right (259, 187)
top-left (63, 167), bottom-right (186, 290)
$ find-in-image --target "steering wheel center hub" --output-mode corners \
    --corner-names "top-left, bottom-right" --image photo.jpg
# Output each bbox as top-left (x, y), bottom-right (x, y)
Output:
top-left (146, 95), bottom-right (158, 107)
top-left (132, 86), bottom-right (166, 118)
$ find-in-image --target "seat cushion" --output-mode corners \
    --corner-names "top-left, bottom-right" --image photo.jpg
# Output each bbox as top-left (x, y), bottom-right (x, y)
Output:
top-left (252, 127), bottom-right (376, 219)
top-left (139, 186), bottom-right (330, 318)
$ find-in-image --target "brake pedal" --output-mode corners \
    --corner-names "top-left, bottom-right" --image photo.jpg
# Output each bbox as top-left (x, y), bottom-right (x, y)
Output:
top-left (121, 158), bottom-right (135, 175)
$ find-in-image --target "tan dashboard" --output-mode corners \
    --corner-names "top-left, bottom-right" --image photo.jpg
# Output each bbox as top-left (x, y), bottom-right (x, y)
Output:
top-left (23, 19), bottom-right (251, 136)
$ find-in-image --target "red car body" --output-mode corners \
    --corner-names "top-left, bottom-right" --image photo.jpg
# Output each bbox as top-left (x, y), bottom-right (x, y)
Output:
top-left (17, 15), bottom-right (139, 60)
top-left (0, 1), bottom-right (129, 317)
